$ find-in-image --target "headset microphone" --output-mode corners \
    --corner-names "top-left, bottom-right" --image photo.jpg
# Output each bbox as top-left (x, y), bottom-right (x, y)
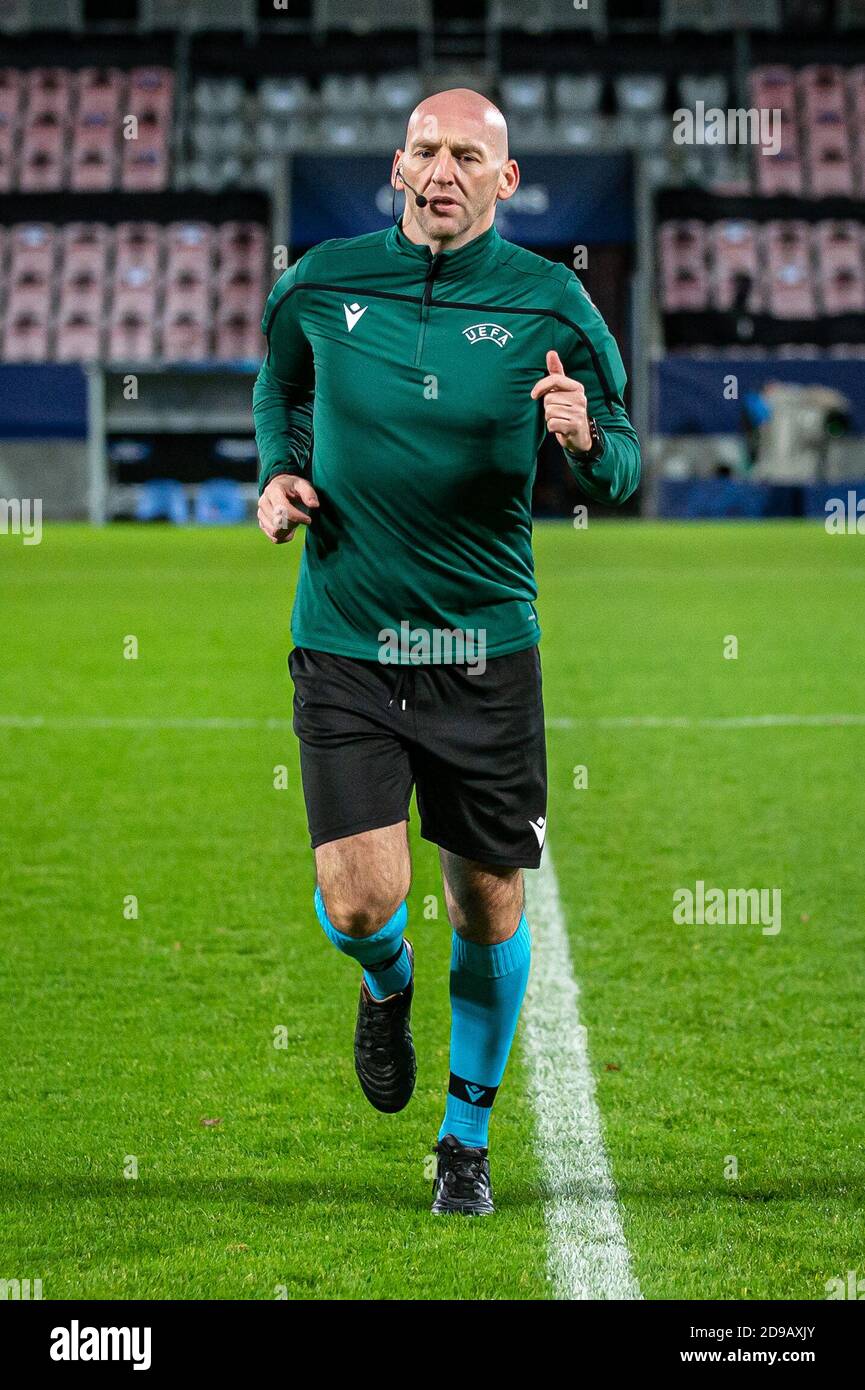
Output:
top-left (392, 165), bottom-right (428, 224)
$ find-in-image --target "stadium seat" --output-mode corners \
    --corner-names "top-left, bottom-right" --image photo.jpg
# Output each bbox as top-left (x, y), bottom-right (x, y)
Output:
top-left (259, 77), bottom-right (314, 118)
top-left (9, 221), bottom-right (56, 277)
top-left (194, 478), bottom-right (246, 525)
top-left (135, 479), bottom-right (189, 524)
top-left (663, 0), bottom-right (780, 28)
top-left (678, 74), bottom-right (728, 109)
top-left (808, 117), bottom-right (855, 196)
top-left (709, 220), bottom-right (762, 312)
top-left (764, 221), bottom-right (816, 318)
top-left (139, 0), bottom-right (255, 30)
top-left (816, 220), bottom-right (865, 313)
top-left (800, 64), bottom-right (848, 119)
top-left (320, 74), bottom-right (373, 113)
top-left (0, 0), bottom-right (82, 30)
top-left (659, 221), bottom-right (709, 311)
top-left (162, 310), bottom-right (210, 361)
top-left (750, 65), bottom-right (798, 117)
top-left (115, 222), bottom-right (162, 276)
top-left (61, 222), bottom-right (110, 279)
top-left (313, 0), bottom-right (433, 33)
top-left (55, 306), bottom-right (101, 361)
top-left (218, 222), bottom-right (267, 270)
top-left (489, 0), bottom-right (606, 32)
top-left (107, 311), bottom-right (157, 362)
top-left (370, 71), bottom-right (422, 114)
top-left (194, 78), bottom-right (245, 118)
top-left (3, 307), bottom-right (50, 360)
top-left (214, 307), bottom-right (263, 360)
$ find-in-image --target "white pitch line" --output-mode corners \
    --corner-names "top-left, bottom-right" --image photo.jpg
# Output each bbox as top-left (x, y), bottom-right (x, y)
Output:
top-left (547, 713), bottom-right (865, 730)
top-left (1, 713), bottom-right (864, 733)
top-left (522, 846), bottom-right (642, 1301)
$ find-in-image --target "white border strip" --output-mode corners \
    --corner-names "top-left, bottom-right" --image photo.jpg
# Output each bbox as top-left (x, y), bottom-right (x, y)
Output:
top-left (522, 846), bottom-right (641, 1301)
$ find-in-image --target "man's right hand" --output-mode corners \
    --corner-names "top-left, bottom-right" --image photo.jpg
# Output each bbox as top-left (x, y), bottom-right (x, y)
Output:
top-left (257, 472), bottom-right (320, 544)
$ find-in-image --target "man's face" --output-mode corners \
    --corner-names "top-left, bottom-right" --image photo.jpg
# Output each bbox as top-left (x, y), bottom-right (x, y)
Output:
top-left (396, 112), bottom-right (516, 243)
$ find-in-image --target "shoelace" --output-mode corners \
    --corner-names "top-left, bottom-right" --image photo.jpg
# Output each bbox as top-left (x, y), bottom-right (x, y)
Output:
top-left (359, 995), bottom-right (402, 1060)
top-left (441, 1152), bottom-right (487, 1198)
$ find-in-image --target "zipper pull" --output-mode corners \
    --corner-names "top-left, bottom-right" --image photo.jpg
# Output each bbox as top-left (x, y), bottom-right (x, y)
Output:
top-left (422, 252), bottom-right (443, 307)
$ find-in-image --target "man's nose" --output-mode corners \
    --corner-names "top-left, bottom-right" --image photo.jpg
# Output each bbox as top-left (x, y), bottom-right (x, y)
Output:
top-left (430, 155), bottom-right (457, 184)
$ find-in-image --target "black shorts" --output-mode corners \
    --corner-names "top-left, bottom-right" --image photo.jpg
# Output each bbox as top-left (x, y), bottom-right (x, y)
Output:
top-left (288, 644), bottom-right (547, 869)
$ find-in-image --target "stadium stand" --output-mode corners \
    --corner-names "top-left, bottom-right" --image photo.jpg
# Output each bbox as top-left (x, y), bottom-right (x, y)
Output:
top-left (0, 219), bottom-right (267, 362)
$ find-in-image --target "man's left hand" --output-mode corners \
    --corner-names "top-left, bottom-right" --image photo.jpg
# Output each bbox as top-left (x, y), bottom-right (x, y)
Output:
top-left (530, 349), bottom-right (592, 454)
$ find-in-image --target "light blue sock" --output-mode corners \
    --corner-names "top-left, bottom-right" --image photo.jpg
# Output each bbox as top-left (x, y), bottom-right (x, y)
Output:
top-left (314, 886), bottom-right (412, 999)
top-left (438, 915), bottom-right (531, 1149)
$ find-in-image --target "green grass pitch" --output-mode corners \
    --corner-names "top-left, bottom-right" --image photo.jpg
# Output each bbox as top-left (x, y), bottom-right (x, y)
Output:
top-left (0, 519), bottom-right (862, 1300)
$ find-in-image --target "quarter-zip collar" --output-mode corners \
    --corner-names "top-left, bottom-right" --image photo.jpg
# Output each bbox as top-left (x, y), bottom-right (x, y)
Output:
top-left (386, 216), bottom-right (502, 283)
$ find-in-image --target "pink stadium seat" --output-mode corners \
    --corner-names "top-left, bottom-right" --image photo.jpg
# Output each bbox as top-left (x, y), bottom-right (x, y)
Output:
top-left (19, 109), bottom-right (65, 191)
top-left (217, 265), bottom-right (266, 316)
top-left (77, 67), bottom-right (124, 118)
top-left (764, 222), bottom-right (816, 318)
top-left (107, 310), bottom-right (156, 363)
top-left (659, 221), bottom-right (709, 311)
top-left (164, 269), bottom-right (211, 322)
top-left (754, 111), bottom-right (803, 195)
top-left (162, 310), bottom-right (210, 362)
top-left (0, 133), bottom-right (15, 192)
top-left (7, 268), bottom-right (52, 318)
top-left (24, 68), bottom-right (72, 119)
top-left (58, 265), bottom-right (105, 319)
top-left (61, 222), bottom-right (110, 279)
top-left (115, 222), bottom-right (162, 276)
top-left (218, 222), bottom-right (268, 274)
top-left (112, 262), bottom-right (158, 321)
top-left (750, 66), bottom-right (798, 118)
top-left (799, 65), bottom-right (848, 120)
top-left (3, 308), bottom-right (50, 361)
top-left (128, 67), bottom-right (174, 119)
top-left (816, 220), bottom-right (865, 313)
top-left (9, 222), bottom-right (56, 277)
top-left (709, 220), bottom-right (762, 312)
top-left (55, 308), bottom-right (102, 362)
top-left (121, 141), bottom-right (169, 191)
top-left (165, 221), bottom-right (214, 276)
top-left (214, 309), bottom-right (264, 360)
top-left (121, 71), bottom-right (172, 193)
top-left (0, 69), bottom-right (22, 119)
top-left (70, 140), bottom-right (115, 192)
top-left (808, 115), bottom-right (855, 196)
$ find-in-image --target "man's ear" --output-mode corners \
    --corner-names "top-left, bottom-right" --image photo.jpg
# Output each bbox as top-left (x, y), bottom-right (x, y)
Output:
top-left (496, 158), bottom-right (520, 204)
top-left (391, 151), bottom-right (405, 189)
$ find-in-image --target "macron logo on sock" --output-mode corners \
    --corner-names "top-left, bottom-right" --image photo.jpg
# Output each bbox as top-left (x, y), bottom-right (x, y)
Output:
top-left (465, 1084), bottom-right (486, 1104)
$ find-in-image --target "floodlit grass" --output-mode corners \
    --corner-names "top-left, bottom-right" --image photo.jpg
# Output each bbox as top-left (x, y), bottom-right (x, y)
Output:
top-left (0, 520), bottom-right (862, 1299)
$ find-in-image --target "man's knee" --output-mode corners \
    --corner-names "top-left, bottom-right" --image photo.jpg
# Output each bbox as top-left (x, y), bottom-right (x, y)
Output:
top-left (319, 883), bottom-right (407, 939)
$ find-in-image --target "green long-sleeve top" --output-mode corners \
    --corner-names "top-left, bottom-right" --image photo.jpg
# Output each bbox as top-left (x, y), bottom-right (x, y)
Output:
top-left (253, 217), bottom-right (640, 662)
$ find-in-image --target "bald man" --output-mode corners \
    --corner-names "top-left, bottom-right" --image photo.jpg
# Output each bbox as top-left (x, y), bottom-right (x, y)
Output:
top-left (254, 89), bottom-right (640, 1215)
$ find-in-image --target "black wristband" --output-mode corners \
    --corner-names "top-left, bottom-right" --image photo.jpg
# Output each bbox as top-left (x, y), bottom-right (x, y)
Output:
top-left (565, 417), bottom-right (605, 464)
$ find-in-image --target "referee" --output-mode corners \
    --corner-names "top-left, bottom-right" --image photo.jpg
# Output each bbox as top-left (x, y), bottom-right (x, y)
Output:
top-left (254, 87), bottom-right (640, 1215)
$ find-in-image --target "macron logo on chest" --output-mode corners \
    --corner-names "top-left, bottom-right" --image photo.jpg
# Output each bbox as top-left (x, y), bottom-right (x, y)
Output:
top-left (343, 302), bottom-right (368, 332)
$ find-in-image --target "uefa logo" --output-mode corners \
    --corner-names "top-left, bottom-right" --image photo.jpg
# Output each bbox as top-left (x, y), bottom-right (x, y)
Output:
top-left (461, 322), bottom-right (513, 348)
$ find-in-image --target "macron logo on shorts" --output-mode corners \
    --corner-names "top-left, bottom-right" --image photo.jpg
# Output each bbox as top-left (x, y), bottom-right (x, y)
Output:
top-left (529, 816), bottom-right (546, 848)
top-left (343, 302), bottom-right (368, 332)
